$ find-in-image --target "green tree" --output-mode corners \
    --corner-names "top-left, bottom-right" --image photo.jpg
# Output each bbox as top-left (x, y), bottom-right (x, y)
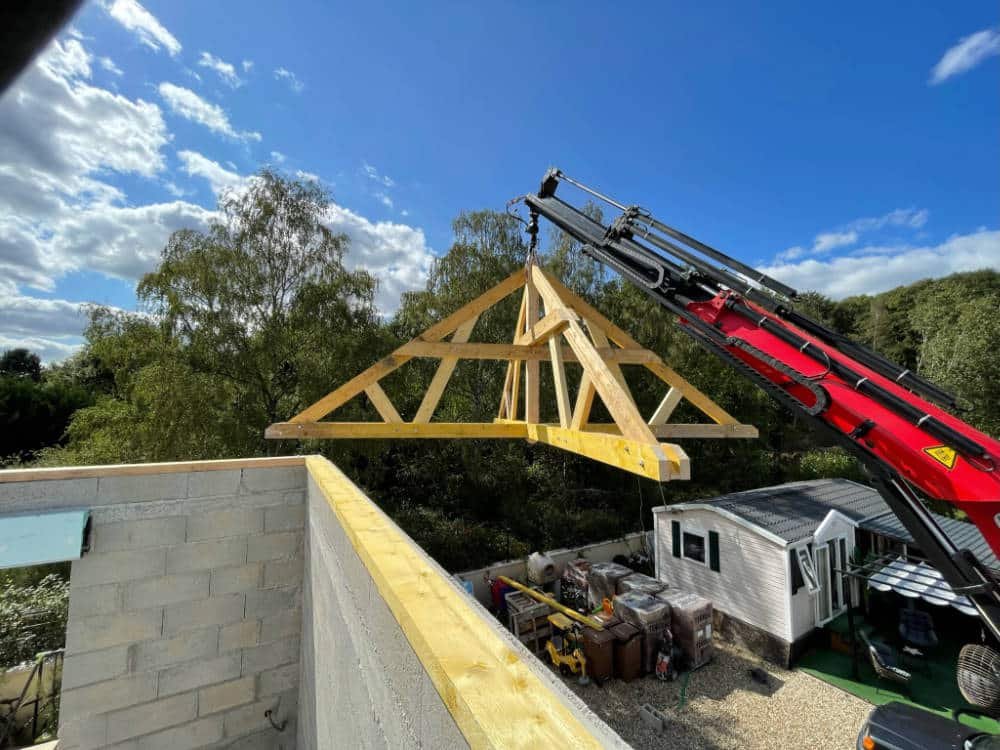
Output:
top-left (0, 348), bottom-right (42, 381)
top-left (54, 171), bottom-right (385, 464)
top-left (0, 347), bottom-right (93, 463)
top-left (41, 174), bottom-right (998, 570)
top-left (914, 292), bottom-right (1000, 435)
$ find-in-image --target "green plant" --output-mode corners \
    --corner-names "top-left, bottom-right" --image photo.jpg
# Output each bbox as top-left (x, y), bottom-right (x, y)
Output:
top-left (0, 574), bottom-right (69, 668)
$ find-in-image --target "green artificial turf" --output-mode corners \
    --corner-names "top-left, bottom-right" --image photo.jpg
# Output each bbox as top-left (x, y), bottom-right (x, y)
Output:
top-left (798, 644), bottom-right (1000, 734)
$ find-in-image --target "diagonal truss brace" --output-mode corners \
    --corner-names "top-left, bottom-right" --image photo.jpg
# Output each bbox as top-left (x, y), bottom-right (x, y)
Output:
top-left (267, 263), bottom-right (757, 482)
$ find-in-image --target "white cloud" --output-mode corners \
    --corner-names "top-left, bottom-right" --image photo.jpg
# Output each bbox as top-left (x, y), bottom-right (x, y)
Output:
top-left (762, 229), bottom-right (1000, 299)
top-left (295, 169), bottom-right (320, 183)
top-left (324, 204), bottom-right (434, 313)
top-left (179, 150), bottom-right (246, 195)
top-left (241, 60), bottom-right (254, 73)
top-left (102, 0), bottom-right (181, 57)
top-left (0, 334), bottom-right (83, 364)
top-left (1, 296), bottom-right (89, 339)
top-left (198, 51), bottom-right (243, 88)
top-left (98, 56), bottom-right (123, 76)
top-left (163, 181), bottom-right (190, 198)
top-left (270, 151), bottom-right (286, 164)
top-left (400, 209), bottom-right (410, 217)
top-left (43, 36), bottom-right (92, 78)
top-left (777, 207), bottom-right (931, 261)
top-left (273, 67), bottom-right (304, 93)
top-left (362, 161), bottom-right (395, 187)
top-left (158, 82), bottom-right (261, 142)
top-left (813, 231), bottom-right (858, 253)
top-left (0, 37), bottom-right (168, 206)
top-left (375, 191), bottom-right (393, 209)
top-left (847, 207), bottom-right (929, 233)
top-left (0, 35), bottom-right (431, 357)
top-left (54, 200), bottom-right (215, 281)
top-left (0, 294), bottom-right (131, 362)
top-left (0, 37), bottom-right (212, 298)
top-left (930, 28), bottom-right (1000, 84)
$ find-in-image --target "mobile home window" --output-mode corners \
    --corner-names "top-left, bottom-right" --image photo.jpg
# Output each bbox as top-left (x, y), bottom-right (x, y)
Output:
top-left (683, 531), bottom-right (706, 564)
top-left (708, 530), bottom-right (720, 572)
top-left (795, 547), bottom-right (821, 594)
top-left (790, 549), bottom-right (805, 593)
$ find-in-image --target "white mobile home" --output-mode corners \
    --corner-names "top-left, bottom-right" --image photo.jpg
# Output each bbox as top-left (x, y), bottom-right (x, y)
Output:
top-left (652, 479), bottom-right (887, 665)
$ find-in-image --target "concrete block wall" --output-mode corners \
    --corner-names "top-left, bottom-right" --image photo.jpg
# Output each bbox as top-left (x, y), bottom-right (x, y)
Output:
top-left (298, 458), bottom-right (629, 750)
top-left (3, 456), bottom-right (628, 750)
top-left (0, 460), bottom-right (306, 750)
top-left (298, 471), bottom-right (469, 750)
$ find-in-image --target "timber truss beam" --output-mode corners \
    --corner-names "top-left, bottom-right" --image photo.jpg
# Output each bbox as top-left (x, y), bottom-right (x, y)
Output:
top-left (266, 263), bottom-right (757, 482)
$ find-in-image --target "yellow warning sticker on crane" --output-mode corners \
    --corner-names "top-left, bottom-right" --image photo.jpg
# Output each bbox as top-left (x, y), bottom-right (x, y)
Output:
top-left (924, 445), bottom-right (957, 470)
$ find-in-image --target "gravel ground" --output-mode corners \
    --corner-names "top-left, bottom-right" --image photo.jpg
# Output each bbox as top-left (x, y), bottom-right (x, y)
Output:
top-left (551, 640), bottom-right (871, 749)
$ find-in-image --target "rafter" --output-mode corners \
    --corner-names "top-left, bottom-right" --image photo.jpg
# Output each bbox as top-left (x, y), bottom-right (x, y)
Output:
top-left (414, 315), bottom-right (479, 423)
top-left (523, 282), bottom-right (541, 424)
top-left (268, 262), bottom-right (757, 482)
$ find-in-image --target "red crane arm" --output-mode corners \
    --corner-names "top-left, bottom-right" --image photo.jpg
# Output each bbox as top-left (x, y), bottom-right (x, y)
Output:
top-left (522, 168), bottom-right (1000, 639)
top-left (685, 292), bottom-right (1000, 553)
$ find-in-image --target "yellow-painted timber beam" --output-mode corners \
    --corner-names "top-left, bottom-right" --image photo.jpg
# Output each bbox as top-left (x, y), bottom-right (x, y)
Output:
top-left (496, 419), bottom-right (689, 482)
top-left (266, 422), bottom-right (528, 440)
top-left (305, 457), bottom-right (610, 749)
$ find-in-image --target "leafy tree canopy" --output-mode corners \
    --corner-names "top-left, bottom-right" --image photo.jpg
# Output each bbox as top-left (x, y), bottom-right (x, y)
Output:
top-left (0, 348), bottom-right (41, 381)
top-left (17, 170), bottom-right (999, 569)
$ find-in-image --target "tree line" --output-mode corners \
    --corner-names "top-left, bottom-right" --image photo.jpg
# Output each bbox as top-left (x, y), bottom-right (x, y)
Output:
top-left (4, 171), bottom-right (997, 570)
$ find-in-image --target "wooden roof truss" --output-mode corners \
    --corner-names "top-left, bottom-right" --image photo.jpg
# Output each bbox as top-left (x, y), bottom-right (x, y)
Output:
top-left (266, 263), bottom-right (757, 481)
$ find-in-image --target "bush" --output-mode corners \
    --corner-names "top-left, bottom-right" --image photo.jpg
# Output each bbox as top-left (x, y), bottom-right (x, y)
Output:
top-left (787, 447), bottom-right (866, 483)
top-left (0, 574), bottom-right (70, 667)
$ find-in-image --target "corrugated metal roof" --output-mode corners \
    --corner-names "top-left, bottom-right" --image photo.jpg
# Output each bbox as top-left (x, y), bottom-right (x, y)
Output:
top-left (678, 478), bottom-right (889, 543)
top-left (859, 511), bottom-right (1000, 571)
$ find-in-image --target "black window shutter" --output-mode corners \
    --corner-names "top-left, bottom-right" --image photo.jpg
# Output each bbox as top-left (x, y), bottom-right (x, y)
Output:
top-left (790, 549), bottom-right (804, 594)
top-left (671, 521), bottom-right (681, 558)
top-left (708, 531), bottom-right (720, 572)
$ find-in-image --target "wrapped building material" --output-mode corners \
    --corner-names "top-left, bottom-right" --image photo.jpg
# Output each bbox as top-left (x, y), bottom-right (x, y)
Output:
top-left (641, 621), bottom-right (672, 676)
top-left (656, 590), bottom-right (713, 669)
top-left (614, 591), bottom-right (672, 675)
top-left (617, 572), bottom-right (667, 596)
top-left (587, 562), bottom-right (633, 608)
top-left (562, 558), bottom-right (591, 589)
top-left (561, 558), bottom-right (591, 611)
top-left (612, 592), bottom-right (671, 630)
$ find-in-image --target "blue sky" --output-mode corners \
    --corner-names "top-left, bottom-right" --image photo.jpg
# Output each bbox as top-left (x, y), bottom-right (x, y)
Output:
top-left (1, 1), bottom-right (998, 361)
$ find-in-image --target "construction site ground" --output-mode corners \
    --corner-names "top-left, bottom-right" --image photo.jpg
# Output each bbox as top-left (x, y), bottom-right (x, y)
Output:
top-left (550, 640), bottom-right (871, 750)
